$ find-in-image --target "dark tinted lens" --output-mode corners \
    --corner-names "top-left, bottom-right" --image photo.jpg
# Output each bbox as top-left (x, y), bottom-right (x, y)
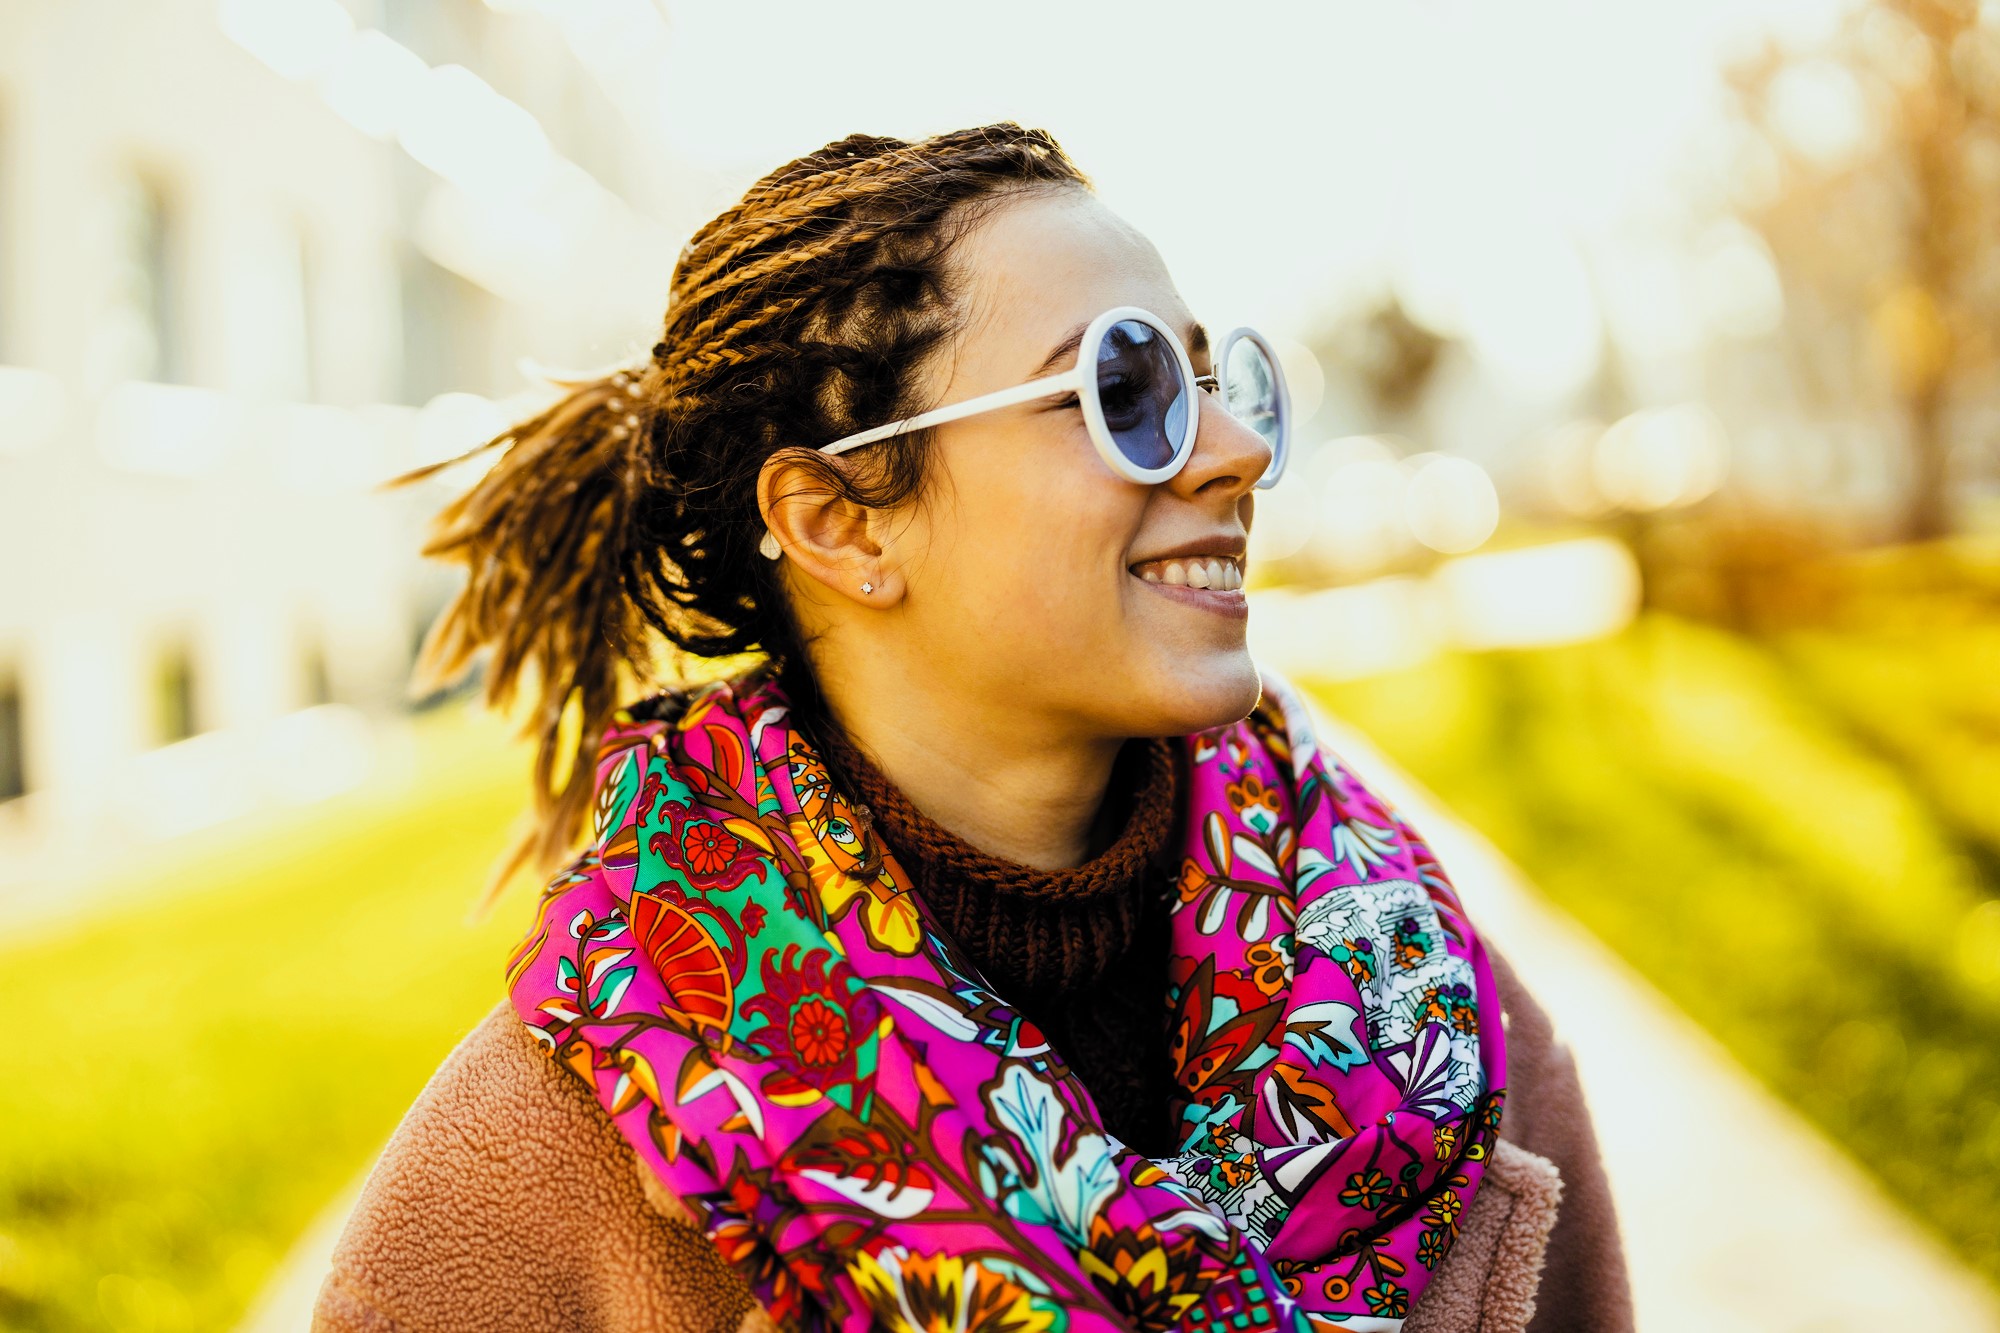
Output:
top-left (1095, 319), bottom-right (1189, 472)
top-left (1224, 336), bottom-right (1283, 452)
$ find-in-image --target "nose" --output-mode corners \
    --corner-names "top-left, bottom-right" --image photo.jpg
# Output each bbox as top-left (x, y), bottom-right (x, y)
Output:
top-left (1166, 385), bottom-right (1273, 503)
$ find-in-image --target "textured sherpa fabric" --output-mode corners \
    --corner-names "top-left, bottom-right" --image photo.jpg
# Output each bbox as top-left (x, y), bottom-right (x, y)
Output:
top-left (310, 1010), bottom-right (764, 1333)
top-left (1404, 1137), bottom-right (1563, 1333)
top-left (313, 945), bottom-right (1630, 1333)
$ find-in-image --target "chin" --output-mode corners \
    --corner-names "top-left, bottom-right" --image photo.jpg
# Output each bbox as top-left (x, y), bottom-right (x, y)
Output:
top-left (1139, 648), bottom-right (1264, 736)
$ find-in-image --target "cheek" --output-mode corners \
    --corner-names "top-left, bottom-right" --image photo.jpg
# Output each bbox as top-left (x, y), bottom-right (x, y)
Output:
top-left (933, 437), bottom-right (1138, 618)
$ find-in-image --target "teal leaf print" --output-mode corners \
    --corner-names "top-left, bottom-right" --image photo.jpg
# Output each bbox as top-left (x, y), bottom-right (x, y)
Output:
top-left (1283, 999), bottom-right (1370, 1072)
top-left (592, 965), bottom-right (637, 1015)
top-left (985, 1063), bottom-right (1119, 1243)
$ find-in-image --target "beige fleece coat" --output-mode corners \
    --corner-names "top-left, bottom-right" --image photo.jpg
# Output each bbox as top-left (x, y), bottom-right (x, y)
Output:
top-left (313, 947), bottom-right (1630, 1333)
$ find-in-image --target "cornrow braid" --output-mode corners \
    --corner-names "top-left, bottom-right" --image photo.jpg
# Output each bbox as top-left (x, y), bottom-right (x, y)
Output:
top-left (393, 122), bottom-right (1092, 904)
top-left (670, 138), bottom-right (916, 283)
top-left (670, 293), bottom-right (819, 375)
top-left (684, 220), bottom-right (901, 308)
top-left (676, 157), bottom-right (918, 294)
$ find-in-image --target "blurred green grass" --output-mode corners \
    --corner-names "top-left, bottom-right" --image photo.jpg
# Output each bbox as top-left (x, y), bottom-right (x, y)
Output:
top-left (1306, 609), bottom-right (2000, 1286)
top-left (0, 706), bottom-right (529, 1333)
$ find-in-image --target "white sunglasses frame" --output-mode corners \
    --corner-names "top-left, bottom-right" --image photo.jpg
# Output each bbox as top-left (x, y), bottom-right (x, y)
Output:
top-left (757, 304), bottom-right (1289, 561)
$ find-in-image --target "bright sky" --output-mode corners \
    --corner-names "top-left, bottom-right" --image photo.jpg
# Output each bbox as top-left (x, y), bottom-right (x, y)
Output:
top-left (633, 0), bottom-right (1854, 400)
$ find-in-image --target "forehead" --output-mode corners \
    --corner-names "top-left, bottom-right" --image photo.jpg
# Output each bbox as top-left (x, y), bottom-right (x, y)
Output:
top-left (952, 187), bottom-right (1194, 370)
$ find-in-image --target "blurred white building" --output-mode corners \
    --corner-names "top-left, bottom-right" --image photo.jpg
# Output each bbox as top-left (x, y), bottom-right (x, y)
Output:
top-left (0, 0), bottom-right (676, 898)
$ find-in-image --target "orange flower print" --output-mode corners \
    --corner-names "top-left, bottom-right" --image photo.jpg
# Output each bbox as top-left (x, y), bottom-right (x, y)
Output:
top-left (1417, 1226), bottom-right (1453, 1269)
top-left (1216, 1154), bottom-right (1257, 1188)
top-left (681, 821), bottom-right (741, 877)
top-left (1364, 1282), bottom-right (1409, 1318)
top-left (852, 1249), bottom-right (1055, 1333)
top-left (1246, 942), bottom-right (1287, 998)
top-left (789, 997), bottom-right (849, 1068)
top-left (1339, 1167), bottom-right (1392, 1210)
top-left (1225, 772), bottom-right (1282, 820)
top-left (1433, 1122), bottom-right (1460, 1162)
top-left (1176, 859), bottom-right (1210, 904)
top-left (1079, 1215), bottom-right (1212, 1326)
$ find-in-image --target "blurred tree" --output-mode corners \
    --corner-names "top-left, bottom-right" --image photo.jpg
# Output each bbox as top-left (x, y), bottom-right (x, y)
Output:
top-left (1727, 0), bottom-right (2000, 540)
top-left (1307, 295), bottom-right (1453, 437)
top-left (1346, 296), bottom-right (1448, 418)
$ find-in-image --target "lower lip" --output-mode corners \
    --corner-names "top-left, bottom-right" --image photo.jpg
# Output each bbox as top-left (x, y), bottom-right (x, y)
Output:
top-left (1130, 573), bottom-right (1249, 620)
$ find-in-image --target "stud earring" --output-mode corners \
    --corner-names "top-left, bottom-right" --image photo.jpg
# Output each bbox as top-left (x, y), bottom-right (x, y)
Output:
top-left (860, 581), bottom-right (875, 594)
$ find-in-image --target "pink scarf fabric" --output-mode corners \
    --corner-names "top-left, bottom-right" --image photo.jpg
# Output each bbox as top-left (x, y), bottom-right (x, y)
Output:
top-left (507, 665), bottom-right (1506, 1332)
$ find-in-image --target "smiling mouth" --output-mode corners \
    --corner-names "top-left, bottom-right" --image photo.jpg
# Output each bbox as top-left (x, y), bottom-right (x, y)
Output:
top-left (1127, 554), bottom-right (1245, 591)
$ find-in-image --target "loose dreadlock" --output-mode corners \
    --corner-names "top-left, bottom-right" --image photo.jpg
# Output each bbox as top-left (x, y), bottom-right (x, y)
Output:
top-left (391, 123), bottom-right (1093, 901)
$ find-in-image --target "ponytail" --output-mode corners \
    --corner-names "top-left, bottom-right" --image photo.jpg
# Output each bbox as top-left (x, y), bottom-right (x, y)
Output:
top-left (390, 370), bottom-right (654, 913)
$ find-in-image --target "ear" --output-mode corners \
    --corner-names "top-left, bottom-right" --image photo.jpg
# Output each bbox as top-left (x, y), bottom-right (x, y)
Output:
top-left (757, 448), bottom-right (899, 604)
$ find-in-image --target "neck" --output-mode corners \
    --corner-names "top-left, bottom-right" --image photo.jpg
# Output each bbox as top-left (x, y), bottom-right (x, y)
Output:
top-left (804, 655), bottom-right (1125, 871)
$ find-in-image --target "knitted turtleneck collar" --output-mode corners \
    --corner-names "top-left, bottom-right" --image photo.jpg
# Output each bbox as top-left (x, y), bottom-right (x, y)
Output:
top-left (808, 721), bottom-right (1182, 1001)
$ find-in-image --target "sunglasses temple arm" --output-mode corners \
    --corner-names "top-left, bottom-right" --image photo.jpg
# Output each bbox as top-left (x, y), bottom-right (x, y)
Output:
top-left (819, 368), bottom-right (1085, 457)
top-left (759, 367), bottom-right (1088, 559)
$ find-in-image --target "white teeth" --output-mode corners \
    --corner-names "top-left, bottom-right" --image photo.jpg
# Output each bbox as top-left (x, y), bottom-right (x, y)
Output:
top-left (1133, 555), bottom-right (1243, 589)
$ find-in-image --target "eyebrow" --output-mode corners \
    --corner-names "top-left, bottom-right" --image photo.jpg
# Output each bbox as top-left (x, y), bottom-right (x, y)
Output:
top-left (1032, 317), bottom-right (1210, 379)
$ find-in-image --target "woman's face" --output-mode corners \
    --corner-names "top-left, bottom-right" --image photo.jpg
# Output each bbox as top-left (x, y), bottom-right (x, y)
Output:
top-left (882, 186), bottom-right (1274, 740)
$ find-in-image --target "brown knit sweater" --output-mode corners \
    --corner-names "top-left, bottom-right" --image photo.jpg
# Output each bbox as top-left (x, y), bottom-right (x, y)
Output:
top-left (811, 722), bottom-right (1186, 1154)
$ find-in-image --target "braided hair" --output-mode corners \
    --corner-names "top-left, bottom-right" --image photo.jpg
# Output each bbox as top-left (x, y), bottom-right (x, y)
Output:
top-left (394, 123), bottom-right (1092, 897)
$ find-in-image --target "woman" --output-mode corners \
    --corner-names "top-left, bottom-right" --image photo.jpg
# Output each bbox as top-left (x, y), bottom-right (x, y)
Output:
top-left (313, 124), bottom-right (1631, 1333)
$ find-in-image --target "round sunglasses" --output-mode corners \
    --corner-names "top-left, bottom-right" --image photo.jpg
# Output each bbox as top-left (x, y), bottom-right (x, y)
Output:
top-left (758, 305), bottom-right (1290, 560)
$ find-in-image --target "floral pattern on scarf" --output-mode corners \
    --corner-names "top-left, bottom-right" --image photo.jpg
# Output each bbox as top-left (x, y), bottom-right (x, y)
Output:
top-left (506, 665), bottom-right (1506, 1333)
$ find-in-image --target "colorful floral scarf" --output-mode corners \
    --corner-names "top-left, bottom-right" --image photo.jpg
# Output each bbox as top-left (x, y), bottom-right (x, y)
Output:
top-left (507, 665), bottom-right (1506, 1333)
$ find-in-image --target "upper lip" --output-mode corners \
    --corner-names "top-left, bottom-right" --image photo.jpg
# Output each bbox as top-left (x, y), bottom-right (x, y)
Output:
top-left (1127, 535), bottom-right (1249, 570)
